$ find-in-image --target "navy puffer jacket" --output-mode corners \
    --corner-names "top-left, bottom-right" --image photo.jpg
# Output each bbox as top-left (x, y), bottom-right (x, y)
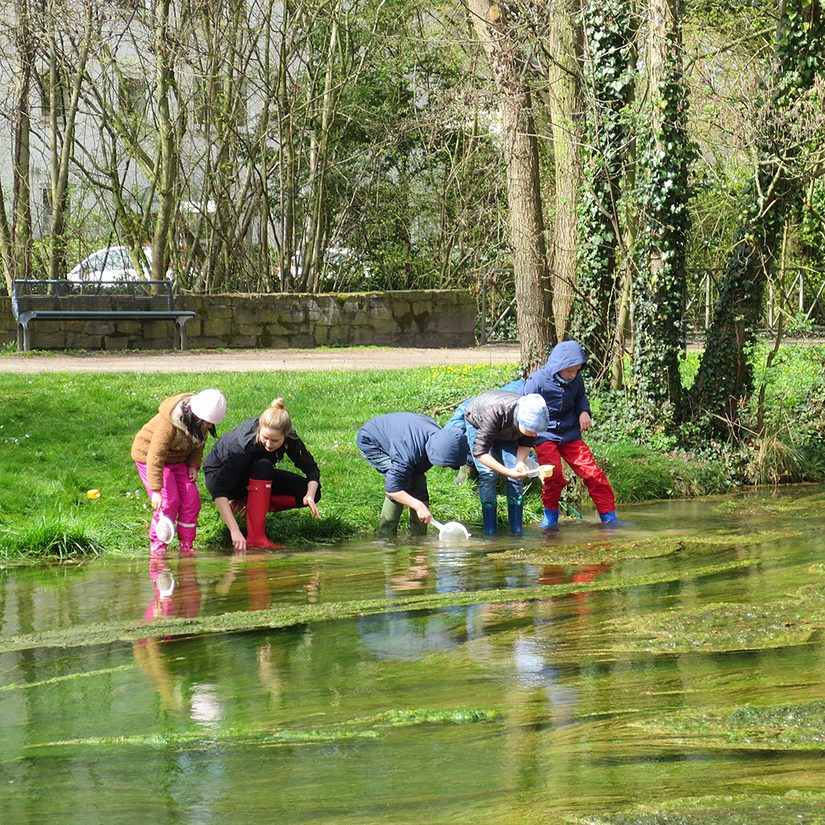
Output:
top-left (522, 340), bottom-right (591, 444)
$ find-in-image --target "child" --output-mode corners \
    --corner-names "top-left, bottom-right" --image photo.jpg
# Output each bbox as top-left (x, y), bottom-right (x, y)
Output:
top-left (357, 413), bottom-right (469, 538)
top-left (131, 388), bottom-right (227, 555)
top-left (462, 389), bottom-right (549, 536)
top-left (522, 340), bottom-right (623, 527)
top-left (203, 398), bottom-right (320, 550)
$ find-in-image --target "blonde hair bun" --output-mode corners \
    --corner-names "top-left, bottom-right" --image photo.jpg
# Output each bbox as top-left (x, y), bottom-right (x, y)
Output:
top-left (259, 397), bottom-right (292, 434)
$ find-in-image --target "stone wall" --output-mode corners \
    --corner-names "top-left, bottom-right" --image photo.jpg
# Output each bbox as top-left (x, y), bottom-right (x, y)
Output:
top-left (0, 289), bottom-right (476, 350)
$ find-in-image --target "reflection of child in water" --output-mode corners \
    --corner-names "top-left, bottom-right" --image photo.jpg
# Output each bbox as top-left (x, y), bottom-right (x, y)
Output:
top-left (144, 552), bottom-right (202, 621)
top-left (134, 553), bottom-right (204, 711)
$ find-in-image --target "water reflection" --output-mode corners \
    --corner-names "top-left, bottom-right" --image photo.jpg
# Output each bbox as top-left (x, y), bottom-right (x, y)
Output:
top-left (3, 489), bottom-right (825, 823)
top-left (215, 550), bottom-right (321, 610)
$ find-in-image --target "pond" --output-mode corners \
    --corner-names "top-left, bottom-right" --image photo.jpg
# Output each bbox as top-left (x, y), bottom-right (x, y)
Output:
top-left (2, 486), bottom-right (825, 824)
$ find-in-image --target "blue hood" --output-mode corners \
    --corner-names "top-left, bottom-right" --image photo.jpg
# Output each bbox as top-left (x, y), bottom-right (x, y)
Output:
top-left (546, 340), bottom-right (587, 376)
top-left (425, 427), bottom-right (469, 469)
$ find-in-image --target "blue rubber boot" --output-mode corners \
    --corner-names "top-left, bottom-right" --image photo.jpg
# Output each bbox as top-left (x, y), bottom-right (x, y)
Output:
top-left (507, 497), bottom-right (524, 537)
top-left (599, 510), bottom-right (629, 527)
top-left (541, 508), bottom-right (559, 529)
top-left (481, 502), bottom-right (498, 536)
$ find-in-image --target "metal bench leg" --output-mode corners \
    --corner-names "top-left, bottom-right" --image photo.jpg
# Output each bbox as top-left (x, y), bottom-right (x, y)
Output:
top-left (18, 323), bottom-right (30, 352)
top-left (176, 320), bottom-right (188, 351)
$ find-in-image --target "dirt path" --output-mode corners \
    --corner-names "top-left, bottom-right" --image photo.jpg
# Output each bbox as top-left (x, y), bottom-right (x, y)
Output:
top-left (0, 344), bottom-right (521, 373)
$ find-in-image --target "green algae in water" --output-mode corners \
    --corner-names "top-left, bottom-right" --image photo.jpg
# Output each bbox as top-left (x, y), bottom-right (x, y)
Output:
top-left (367, 707), bottom-right (501, 726)
top-left (712, 491), bottom-right (825, 517)
top-left (0, 558), bottom-right (759, 653)
top-left (633, 700), bottom-right (825, 752)
top-left (26, 706), bottom-right (501, 751)
top-left (566, 791), bottom-right (825, 824)
top-left (0, 663), bottom-right (133, 692)
top-left (497, 530), bottom-right (796, 566)
top-left (609, 584), bottom-right (825, 654)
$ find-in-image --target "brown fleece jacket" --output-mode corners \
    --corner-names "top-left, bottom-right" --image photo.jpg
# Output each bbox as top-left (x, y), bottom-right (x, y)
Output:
top-left (131, 393), bottom-right (208, 491)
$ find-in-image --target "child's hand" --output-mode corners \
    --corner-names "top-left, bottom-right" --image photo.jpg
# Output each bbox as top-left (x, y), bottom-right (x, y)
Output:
top-left (415, 503), bottom-right (432, 524)
top-left (188, 465), bottom-right (198, 482)
top-left (151, 492), bottom-right (163, 510)
top-left (230, 528), bottom-right (247, 551)
top-left (510, 462), bottom-right (529, 478)
top-left (579, 411), bottom-right (593, 433)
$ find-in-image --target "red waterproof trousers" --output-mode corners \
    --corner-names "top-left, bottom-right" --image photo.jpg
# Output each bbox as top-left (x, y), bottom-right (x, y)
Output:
top-left (534, 439), bottom-right (615, 514)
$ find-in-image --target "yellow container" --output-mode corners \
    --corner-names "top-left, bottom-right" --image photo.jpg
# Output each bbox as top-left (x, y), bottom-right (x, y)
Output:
top-left (86, 489), bottom-right (101, 500)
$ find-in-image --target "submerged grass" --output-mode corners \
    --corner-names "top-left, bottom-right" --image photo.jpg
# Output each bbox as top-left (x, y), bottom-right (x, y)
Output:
top-left (566, 791), bottom-right (825, 824)
top-left (0, 664), bottom-right (133, 692)
top-left (495, 530), bottom-right (797, 566)
top-left (25, 706), bottom-right (501, 751)
top-left (0, 558), bottom-right (758, 653)
top-left (633, 700), bottom-right (825, 752)
top-left (609, 583), bottom-right (825, 654)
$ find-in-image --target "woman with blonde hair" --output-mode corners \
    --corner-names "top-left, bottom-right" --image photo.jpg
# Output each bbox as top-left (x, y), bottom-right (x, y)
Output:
top-left (203, 398), bottom-right (320, 549)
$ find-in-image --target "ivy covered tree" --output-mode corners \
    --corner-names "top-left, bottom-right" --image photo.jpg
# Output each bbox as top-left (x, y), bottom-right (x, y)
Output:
top-left (687, 0), bottom-right (825, 429)
top-left (632, 0), bottom-right (694, 417)
top-left (572, 0), bottom-right (636, 383)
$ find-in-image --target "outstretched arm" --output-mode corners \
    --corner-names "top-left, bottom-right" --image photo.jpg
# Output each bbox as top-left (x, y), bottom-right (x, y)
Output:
top-left (214, 496), bottom-right (247, 551)
top-left (387, 489), bottom-right (432, 523)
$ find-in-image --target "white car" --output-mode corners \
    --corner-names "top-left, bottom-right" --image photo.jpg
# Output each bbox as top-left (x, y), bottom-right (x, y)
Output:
top-left (66, 246), bottom-right (154, 283)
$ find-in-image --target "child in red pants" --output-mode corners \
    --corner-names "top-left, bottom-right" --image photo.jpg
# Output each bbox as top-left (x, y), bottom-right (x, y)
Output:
top-left (522, 341), bottom-right (624, 527)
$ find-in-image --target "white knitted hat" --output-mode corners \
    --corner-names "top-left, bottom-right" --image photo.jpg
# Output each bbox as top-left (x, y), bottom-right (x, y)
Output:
top-left (189, 388), bottom-right (227, 424)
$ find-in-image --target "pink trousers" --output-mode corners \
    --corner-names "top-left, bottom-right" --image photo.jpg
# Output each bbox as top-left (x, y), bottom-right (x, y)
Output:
top-left (535, 439), bottom-right (615, 514)
top-left (135, 461), bottom-right (202, 544)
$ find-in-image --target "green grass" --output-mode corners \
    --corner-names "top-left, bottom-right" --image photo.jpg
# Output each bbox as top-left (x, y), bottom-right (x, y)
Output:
top-left (0, 349), bottom-right (822, 559)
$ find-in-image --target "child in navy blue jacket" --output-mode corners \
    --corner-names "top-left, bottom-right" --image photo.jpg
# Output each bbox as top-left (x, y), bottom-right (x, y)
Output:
top-left (522, 340), bottom-right (624, 527)
top-left (357, 413), bottom-right (469, 538)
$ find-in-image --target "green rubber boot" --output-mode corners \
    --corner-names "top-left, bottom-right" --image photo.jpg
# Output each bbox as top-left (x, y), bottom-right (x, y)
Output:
top-left (409, 506), bottom-right (429, 536)
top-left (378, 497), bottom-right (403, 538)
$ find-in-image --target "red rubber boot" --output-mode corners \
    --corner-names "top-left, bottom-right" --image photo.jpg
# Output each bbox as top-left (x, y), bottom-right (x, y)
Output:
top-left (245, 478), bottom-right (284, 549)
top-left (269, 493), bottom-right (297, 513)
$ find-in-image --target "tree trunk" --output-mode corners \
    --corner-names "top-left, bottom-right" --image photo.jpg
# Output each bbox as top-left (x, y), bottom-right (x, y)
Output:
top-left (547, 0), bottom-right (583, 340)
top-left (632, 0), bottom-right (691, 415)
top-left (572, 0), bottom-right (636, 381)
top-left (12, 0), bottom-right (35, 284)
top-left (468, 0), bottom-right (554, 371)
top-left (151, 0), bottom-right (178, 282)
top-left (48, 2), bottom-right (94, 281)
top-left (687, 0), bottom-right (824, 428)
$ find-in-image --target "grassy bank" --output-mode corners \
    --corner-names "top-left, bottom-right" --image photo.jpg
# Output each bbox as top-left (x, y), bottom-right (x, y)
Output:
top-left (1, 346), bottom-right (822, 559)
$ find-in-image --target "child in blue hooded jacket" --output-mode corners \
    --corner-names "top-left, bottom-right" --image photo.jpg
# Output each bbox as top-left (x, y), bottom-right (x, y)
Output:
top-left (357, 413), bottom-right (470, 538)
top-left (522, 340), bottom-right (623, 527)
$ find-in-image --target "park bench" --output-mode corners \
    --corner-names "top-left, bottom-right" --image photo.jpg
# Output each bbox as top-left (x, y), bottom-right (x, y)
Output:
top-left (11, 278), bottom-right (196, 352)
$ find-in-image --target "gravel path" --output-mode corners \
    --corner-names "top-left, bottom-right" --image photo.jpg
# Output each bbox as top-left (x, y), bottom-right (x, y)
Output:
top-left (0, 344), bottom-right (521, 373)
